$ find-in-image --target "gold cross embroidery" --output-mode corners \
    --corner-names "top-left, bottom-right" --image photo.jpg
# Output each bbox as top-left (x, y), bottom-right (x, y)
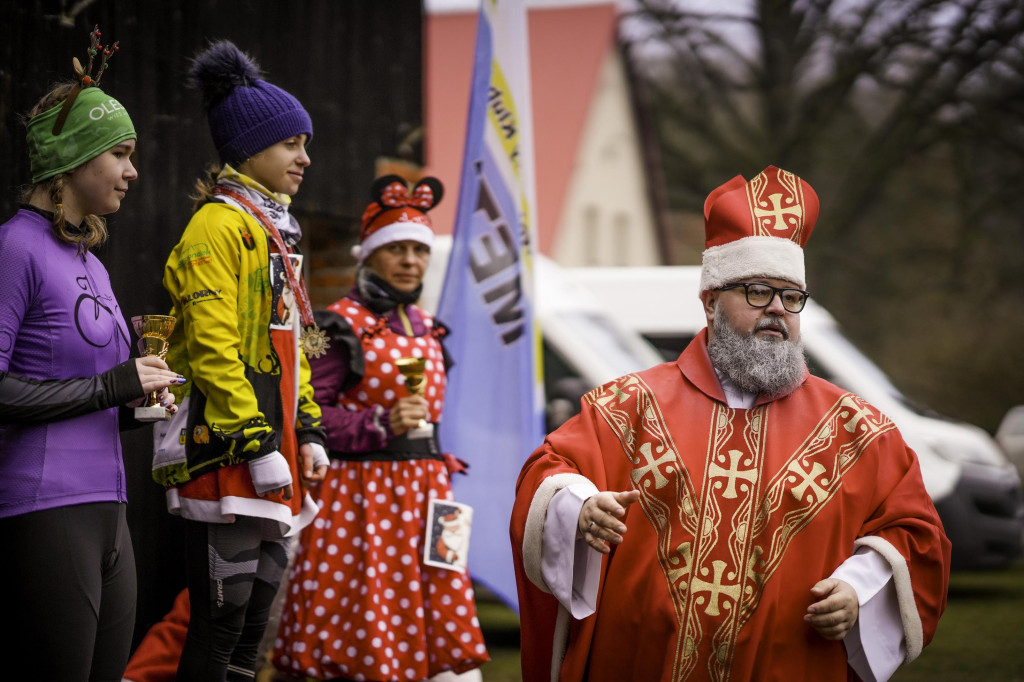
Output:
top-left (666, 541), bottom-right (694, 585)
top-left (707, 449), bottom-right (758, 499)
top-left (631, 441), bottom-right (676, 490)
top-left (787, 460), bottom-right (829, 504)
top-left (592, 384), bottom-right (630, 408)
top-left (690, 559), bottom-right (742, 617)
top-left (752, 192), bottom-right (802, 233)
top-left (838, 395), bottom-right (877, 435)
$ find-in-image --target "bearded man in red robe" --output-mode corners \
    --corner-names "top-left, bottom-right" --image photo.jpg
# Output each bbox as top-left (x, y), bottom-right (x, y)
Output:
top-left (510, 166), bottom-right (951, 682)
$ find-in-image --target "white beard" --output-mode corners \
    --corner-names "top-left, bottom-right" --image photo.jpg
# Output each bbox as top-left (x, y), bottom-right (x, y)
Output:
top-left (707, 306), bottom-right (807, 397)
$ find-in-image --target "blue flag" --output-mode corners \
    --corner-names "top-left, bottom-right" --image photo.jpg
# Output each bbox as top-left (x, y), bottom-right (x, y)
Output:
top-left (437, 0), bottom-right (544, 611)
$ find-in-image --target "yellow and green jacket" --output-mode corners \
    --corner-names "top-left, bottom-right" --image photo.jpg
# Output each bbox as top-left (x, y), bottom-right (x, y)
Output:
top-left (156, 200), bottom-right (323, 487)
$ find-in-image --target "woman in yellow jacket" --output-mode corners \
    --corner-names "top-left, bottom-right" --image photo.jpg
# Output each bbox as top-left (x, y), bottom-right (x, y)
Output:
top-left (155, 41), bottom-right (329, 681)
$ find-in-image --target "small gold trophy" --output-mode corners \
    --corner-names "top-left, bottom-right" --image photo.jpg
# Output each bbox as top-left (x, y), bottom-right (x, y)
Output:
top-left (131, 315), bottom-right (176, 422)
top-left (395, 357), bottom-right (433, 440)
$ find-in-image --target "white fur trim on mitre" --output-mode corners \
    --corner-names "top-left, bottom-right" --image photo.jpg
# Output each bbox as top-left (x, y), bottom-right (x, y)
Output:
top-left (700, 235), bottom-right (806, 291)
top-left (357, 221), bottom-right (434, 263)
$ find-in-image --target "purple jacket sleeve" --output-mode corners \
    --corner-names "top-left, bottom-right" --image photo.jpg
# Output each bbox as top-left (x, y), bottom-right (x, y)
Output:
top-left (310, 330), bottom-right (395, 454)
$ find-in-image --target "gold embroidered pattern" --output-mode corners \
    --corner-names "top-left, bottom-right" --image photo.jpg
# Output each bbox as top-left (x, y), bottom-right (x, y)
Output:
top-left (586, 377), bottom-right (895, 682)
top-left (746, 167), bottom-right (806, 242)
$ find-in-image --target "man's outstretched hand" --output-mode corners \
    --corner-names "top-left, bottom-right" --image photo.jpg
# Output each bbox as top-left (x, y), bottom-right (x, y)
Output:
top-left (577, 489), bottom-right (641, 554)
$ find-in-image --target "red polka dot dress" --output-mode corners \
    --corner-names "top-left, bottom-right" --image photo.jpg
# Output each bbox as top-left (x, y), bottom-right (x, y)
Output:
top-left (272, 297), bottom-right (489, 681)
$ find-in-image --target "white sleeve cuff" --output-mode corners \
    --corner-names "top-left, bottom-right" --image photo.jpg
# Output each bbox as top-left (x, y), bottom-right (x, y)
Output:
top-left (836, 546), bottom-right (905, 682)
top-left (832, 544), bottom-right (893, 605)
top-left (307, 442), bottom-right (329, 469)
top-left (541, 482), bottom-right (602, 619)
top-left (249, 450), bottom-right (293, 494)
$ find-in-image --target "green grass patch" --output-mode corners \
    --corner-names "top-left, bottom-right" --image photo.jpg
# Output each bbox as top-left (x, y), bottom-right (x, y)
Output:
top-left (894, 560), bottom-right (1024, 681)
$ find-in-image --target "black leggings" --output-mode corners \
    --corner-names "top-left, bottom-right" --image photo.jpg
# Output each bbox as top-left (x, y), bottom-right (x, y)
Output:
top-left (0, 502), bottom-right (136, 682)
top-left (177, 516), bottom-right (289, 682)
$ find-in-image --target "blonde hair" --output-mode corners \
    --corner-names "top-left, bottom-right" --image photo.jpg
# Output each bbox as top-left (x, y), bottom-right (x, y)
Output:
top-left (20, 81), bottom-right (108, 250)
top-left (190, 163), bottom-right (224, 213)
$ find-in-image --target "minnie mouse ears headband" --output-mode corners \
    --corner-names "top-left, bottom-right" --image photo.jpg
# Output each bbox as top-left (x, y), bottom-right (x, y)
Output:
top-left (352, 175), bottom-right (444, 263)
top-left (369, 174), bottom-right (444, 213)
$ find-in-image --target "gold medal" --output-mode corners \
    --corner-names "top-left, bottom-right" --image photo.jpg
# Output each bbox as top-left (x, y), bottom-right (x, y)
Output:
top-left (300, 324), bottom-right (330, 358)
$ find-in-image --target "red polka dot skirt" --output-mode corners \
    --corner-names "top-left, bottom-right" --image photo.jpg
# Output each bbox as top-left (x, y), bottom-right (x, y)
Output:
top-left (272, 458), bottom-right (490, 681)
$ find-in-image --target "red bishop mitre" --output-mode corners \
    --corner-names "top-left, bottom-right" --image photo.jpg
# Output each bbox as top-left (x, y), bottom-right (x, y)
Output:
top-left (352, 174), bottom-right (444, 263)
top-left (699, 165), bottom-right (819, 291)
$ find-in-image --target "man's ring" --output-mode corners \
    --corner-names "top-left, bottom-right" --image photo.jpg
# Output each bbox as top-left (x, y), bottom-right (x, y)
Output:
top-left (588, 521), bottom-right (595, 532)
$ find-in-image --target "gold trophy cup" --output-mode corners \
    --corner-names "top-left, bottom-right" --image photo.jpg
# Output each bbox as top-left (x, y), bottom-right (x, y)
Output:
top-left (395, 357), bottom-right (433, 440)
top-left (131, 315), bottom-right (176, 422)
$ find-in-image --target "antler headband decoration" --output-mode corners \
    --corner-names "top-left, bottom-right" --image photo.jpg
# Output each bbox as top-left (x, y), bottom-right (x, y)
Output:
top-left (52, 25), bottom-right (121, 136)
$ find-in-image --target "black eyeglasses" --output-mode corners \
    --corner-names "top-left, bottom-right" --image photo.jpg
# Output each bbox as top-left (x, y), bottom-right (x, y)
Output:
top-left (717, 282), bottom-right (810, 313)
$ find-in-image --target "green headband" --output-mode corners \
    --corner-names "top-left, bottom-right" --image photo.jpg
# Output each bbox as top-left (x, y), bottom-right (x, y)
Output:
top-left (26, 86), bottom-right (136, 183)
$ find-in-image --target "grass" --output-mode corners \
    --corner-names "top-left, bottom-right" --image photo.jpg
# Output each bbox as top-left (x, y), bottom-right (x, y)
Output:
top-left (892, 560), bottom-right (1024, 682)
top-left (476, 560), bottom-right (1024, 682)
top-left (475, 587), bottom-right (523, 682)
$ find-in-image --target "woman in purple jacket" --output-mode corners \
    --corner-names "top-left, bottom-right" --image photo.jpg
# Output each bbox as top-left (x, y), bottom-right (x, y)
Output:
top-left (0, 29), bottom-right (183, 681)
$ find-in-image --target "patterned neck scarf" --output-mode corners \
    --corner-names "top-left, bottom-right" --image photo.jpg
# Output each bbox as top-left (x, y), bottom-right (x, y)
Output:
top-left (214, 165), bottom-right (302, 244)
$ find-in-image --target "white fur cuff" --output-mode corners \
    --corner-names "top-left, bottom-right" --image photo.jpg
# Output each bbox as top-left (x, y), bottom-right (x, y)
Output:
top-left (523, 472), bottom-right (594, 592)
top-left (854, 535), bottom-right (924, 663)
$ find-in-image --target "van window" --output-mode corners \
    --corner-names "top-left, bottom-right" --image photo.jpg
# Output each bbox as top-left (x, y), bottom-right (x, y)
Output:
top-left (542, 312), bottom-right (663, 432)
top-left (543, 340), bottom-right (578, 395)
top-left (543, 340), bottom-right (591, 432)
top-left (559, 312), bottom-right (659, 376)
top-left (645, 333), bottom-right (695, 361)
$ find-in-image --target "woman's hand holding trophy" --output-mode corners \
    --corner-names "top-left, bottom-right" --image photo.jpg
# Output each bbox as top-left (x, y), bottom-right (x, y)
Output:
top-left (396, 357), bottom-right (433, 439)
top-left (131, 315), bottom-right (177, 422)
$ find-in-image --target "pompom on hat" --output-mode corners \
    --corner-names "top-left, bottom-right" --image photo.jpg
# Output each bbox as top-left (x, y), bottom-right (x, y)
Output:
top-left (352, 175), bottom-right (444, 263)
top-left (189, 41), bottom-right (312, 167)
top-left (700, 165), bottom-right (819, 292)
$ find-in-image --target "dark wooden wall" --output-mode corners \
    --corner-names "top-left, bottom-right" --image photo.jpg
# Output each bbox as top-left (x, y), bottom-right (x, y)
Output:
top-left (0, 0), bottom-right (423, 647)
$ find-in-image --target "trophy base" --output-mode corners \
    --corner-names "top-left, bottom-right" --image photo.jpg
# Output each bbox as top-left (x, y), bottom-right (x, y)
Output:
top-left (406, 423), bottom-right (434, 440)
top-left (134, 405), bottom-right (170, 422)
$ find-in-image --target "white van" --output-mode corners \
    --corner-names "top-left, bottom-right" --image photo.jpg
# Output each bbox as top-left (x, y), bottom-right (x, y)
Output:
top-left (419, 236), bottom-right (666, 433)
top-left (567, 265), bottom-right (1024, 571)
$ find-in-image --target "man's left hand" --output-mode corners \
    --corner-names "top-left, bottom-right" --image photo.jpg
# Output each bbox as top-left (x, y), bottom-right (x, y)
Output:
top-left (805, 579), bottom-right (858, 640)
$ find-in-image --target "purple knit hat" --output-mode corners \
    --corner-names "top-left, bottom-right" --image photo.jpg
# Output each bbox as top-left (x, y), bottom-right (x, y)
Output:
top-left (189, 41), bottom-right (312, 167)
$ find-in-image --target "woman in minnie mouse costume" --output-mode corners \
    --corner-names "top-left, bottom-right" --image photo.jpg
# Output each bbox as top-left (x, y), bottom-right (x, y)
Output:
top-left (272, 176), bottom-right (489, 682)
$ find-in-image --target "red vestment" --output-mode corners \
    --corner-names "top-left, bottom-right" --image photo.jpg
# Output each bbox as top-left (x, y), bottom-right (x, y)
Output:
top-left (122, 589), bottom-right (189, 682)
top-left (511, 331), bottom-right (950, 682)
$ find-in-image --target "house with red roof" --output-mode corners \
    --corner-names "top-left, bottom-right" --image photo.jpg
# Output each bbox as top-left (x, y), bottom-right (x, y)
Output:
top-left (423, 0), bottom-right (670, 266)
